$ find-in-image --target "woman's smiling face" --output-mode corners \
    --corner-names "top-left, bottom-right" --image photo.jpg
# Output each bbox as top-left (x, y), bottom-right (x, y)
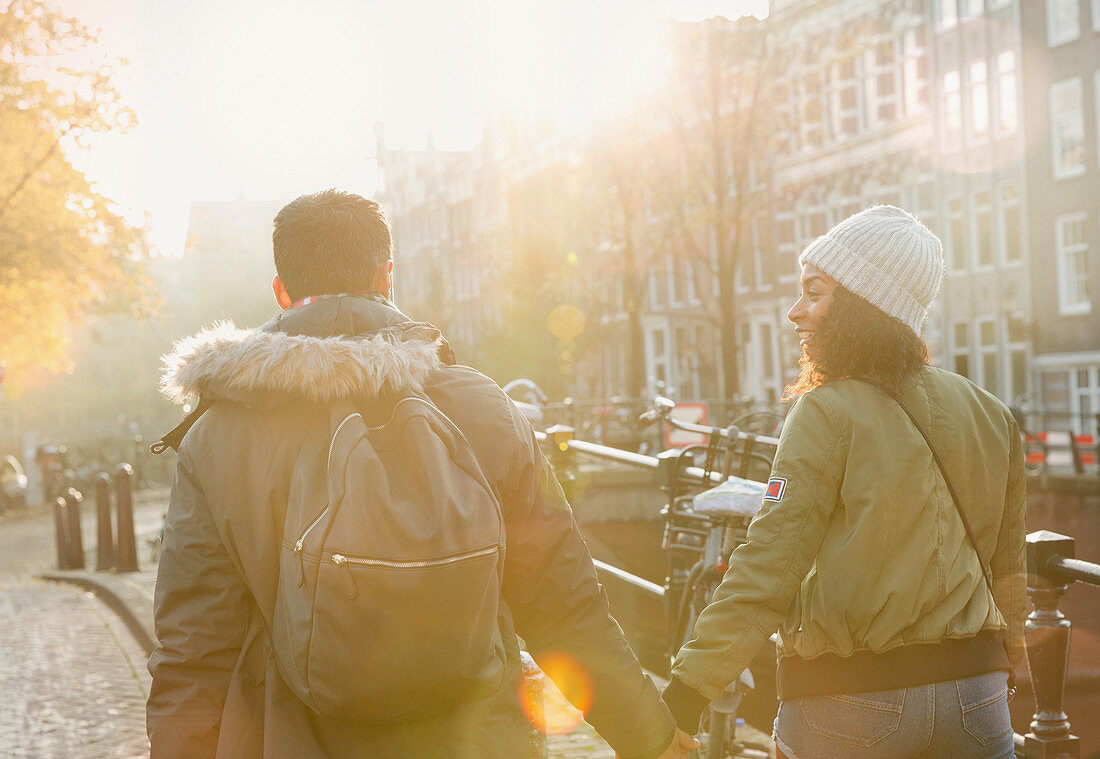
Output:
top-left (786, 263), bottom-right (839, 348)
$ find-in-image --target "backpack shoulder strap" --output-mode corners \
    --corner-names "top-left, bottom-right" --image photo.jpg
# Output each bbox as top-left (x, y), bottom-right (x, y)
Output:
top-left (150, 397), bottom-right (213, 454)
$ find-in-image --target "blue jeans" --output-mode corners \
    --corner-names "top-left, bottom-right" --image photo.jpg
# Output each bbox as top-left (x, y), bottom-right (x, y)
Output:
top-left (774, 671), bottom-right (1014, 759)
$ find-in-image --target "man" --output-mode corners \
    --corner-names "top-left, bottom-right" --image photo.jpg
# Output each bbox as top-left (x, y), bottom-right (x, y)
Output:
top-left (147, 189), bottom-right (696, 758)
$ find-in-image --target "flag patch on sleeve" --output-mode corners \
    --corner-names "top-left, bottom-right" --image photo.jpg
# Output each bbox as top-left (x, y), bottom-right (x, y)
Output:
top-left (764, 477), bottom-right (787, 502)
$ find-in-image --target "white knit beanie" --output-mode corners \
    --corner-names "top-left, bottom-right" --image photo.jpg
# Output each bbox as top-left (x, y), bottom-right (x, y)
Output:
top-left (799, 205), bottom-right (944, 335)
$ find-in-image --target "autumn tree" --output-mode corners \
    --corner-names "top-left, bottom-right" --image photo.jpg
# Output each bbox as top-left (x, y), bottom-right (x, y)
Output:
top-left (0, 0), bottom-right (151, 392)
top-left (649, 15), bottom-right (793, 398)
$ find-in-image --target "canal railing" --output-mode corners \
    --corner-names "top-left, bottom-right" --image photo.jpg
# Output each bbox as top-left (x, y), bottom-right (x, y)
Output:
top-left (538, 425), bottom-right (1098, 758)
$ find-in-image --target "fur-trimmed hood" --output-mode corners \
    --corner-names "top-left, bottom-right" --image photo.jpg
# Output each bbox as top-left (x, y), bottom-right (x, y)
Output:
top-left (160, 320), bottom-right (446, 406)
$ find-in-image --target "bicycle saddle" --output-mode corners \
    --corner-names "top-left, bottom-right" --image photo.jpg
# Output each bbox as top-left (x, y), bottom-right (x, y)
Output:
top-left (691, 479), bottom-right (766, 519)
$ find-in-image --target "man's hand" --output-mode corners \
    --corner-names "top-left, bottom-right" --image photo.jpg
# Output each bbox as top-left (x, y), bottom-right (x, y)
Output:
top-left (618, 728), bottom-right (701, 759)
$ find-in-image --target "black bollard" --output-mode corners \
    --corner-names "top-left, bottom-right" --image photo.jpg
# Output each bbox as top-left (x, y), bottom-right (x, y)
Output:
top-left (64, 488), bottom-right (85, 570)
top-left (95, 473), bottom-right (115, 571)
top-left (115, 464), bottom-right (138, 572)
top-left (53, 496), bottom-right (70, 570)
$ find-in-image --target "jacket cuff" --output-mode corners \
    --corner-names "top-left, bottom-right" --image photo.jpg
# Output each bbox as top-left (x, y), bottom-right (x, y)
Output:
top-left (661, 677), bottom-right (709, 734)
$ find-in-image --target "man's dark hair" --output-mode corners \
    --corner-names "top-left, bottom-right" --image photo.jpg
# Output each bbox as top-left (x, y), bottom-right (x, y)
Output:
top-left (272, 189), bottom-right (393, 301)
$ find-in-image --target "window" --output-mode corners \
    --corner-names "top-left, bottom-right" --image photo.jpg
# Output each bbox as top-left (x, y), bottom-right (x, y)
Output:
top-left (1056, 212), bottom-right (1090, 314)
top-left (999, 183), bottom-right (1022, 263)
top-left (939, 0), bottom-right (958, 28)
top-left (995, 50), bottom-right (1018, 135)
top-left (648, 327), bottom-right (668, 387)
top-left (776, 213), bottom-right (797, 279)
top-left (1007, 316), bottom-right (1029, 401)
top-left (648, 264), bottom-right (665, 309)
top-left (948, 195), bottom-right (967, 271)
top-left (943, 70), bottom-right (962, 149)
top-left (865, 41), bottom-right (898, 127)
top-left (1046, 0), bottom-right (1080, 46)
top-left (902, 29), bottom-right (929, 115)
top-left (973, 190), bottom-right (993, 267)
top-left (952, 320), bottom-right (971, 378)
top-left (828, 58), bottom-right (860, 140)
top-left (968, 60), bottom-right (989, 141)
top-left (1051, 78), bottom-right (1085, 178)
top-left (962, 0), bottom-right (983, 16)
top-left (1071, 367), bottom-right (1100, 434)
top-left (753, 212), bottom-right (773, 289)
top-left (978, 319), bottom-right (1000, 397)
top-left (1094, 0), bottom-right (1100, 30)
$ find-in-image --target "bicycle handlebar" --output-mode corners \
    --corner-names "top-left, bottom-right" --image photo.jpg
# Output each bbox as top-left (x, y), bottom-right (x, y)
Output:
top-left (641, 396), bottom-right (781, 448)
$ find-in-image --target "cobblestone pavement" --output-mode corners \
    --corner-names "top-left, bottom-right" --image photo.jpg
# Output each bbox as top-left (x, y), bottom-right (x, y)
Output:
top-left (0, 578), bottom-right (150, 759)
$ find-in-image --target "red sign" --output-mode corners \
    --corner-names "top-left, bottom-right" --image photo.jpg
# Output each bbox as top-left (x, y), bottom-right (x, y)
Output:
top-left (665, 403), bottom-right (708, 448)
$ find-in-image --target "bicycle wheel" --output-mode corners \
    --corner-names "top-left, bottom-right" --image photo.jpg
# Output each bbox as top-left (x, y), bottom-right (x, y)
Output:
top-left (673, 561), bottom-right (707, 650)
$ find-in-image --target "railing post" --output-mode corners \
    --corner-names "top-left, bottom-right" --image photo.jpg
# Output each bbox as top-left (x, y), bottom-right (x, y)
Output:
top-left (53, 496), bottom-right (70, 570)
top-left (520, 651), bottom-right (549, 759)
top-left (1023, 530), bottom-right (1080, 759)
top-left (64, 487), bottom-right (85, 570)
top-left (114, 463), bottom-right (139, 572)
top-left (546, 425), bottom-right (577, 501)
top-left (95, 472), bottom-right (115, 571)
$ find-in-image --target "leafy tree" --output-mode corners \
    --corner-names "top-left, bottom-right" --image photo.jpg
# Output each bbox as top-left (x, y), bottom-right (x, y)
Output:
top-left (0, 0), bottom-right (151, 393)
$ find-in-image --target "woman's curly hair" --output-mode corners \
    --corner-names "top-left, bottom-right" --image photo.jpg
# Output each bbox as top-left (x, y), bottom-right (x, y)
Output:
top-left (783, 286), bottom-right (930, 400)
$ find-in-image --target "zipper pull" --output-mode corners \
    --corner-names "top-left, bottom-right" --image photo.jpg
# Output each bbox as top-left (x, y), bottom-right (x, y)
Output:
top-left (331, 554), bottom-right (358, 600)
top-left (293, 539), bottom-right (305, 587)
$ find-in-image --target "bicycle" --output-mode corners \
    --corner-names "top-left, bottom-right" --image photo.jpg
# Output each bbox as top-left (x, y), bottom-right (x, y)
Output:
top-left (638, 397), bottom-right (777, 759)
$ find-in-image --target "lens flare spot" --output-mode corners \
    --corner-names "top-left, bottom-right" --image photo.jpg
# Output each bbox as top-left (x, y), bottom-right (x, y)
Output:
top-left (518, 652), bottom-right (593, 736)
top-left (548, 304), bottom-right (585, 340)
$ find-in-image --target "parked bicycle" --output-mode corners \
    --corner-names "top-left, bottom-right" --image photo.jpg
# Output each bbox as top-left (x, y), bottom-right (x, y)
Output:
top-left (638, 397), bottom-right (776, 759)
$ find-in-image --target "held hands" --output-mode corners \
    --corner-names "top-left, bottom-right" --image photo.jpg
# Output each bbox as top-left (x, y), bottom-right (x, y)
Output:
top-left (660, 729), bottom-right (701, 758)
top-left (617, 728), bottom-right (701, 759)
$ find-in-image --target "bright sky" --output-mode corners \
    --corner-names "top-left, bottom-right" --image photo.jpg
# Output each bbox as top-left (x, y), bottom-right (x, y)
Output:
top-left (61, 0), bottom-right (766, 254)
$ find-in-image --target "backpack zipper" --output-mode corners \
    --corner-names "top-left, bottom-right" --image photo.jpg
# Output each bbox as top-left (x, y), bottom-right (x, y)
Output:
top-left (330, 545), bottom-right (500, 599)
top-left (292, 505), bottom-right (330, 586)
top-left (327, 412), bottom-right (362, 477)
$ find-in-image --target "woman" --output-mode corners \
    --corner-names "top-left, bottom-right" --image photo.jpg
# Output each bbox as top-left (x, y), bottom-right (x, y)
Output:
top-left (661, 206), bottom-right (1026, 759)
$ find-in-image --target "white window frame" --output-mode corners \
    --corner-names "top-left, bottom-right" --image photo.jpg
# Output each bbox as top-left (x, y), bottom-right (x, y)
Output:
top-left (995, 50), bottom-right (1018, 136)
top-left (1070, 366), bottom-right (1100, 434)
top-left (1050, 77), bottom-right (1086, 179)
top-left (1055, 211), bottom-right (1091, 315)
top-left (1046, 0), bottom-right (1081, 47)
top-left (961, 0), bottom-right (984, 17)
top-left (967, 59), bottom-right (990, 143)
top-left (997, 180), bottom-right (1024, 266)
top-left (902, 29), bottom-right (928, 116)
top-left (951, 319), bottom-right (972, 378)
top-left (1006, 313), bottom-right (1030, 402)
top-left (751, 213), bottom-right (773, 292)
top-left (977, 318), bottom-right (1001, 398)
top-left (776, 211), bottom-right (798, 283)
top-left (972, 188), bottom-right (994, 270)
top-left (947, 194), bottom-right (968, 272)
top-left (943, 70), bottom-right (962, 151)
top-left (938, 0), bottom-right (959, 28)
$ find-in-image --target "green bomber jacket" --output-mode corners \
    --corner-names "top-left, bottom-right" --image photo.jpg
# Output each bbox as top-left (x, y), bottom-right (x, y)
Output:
top-left (664, 365), bottom-right (1026, 728)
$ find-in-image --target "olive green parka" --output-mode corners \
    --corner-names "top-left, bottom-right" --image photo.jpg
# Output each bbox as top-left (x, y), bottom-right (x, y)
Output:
top-left (665, 366), bottom-right (1026, 723)
top-left (147, 295), bottom-right (674, 759)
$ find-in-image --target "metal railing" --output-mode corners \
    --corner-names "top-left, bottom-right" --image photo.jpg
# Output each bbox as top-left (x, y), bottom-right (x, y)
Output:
top-left (537, 426), bottom-right (1097, 758)
top-left (1014, 530), bottom-right (1097, 758)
